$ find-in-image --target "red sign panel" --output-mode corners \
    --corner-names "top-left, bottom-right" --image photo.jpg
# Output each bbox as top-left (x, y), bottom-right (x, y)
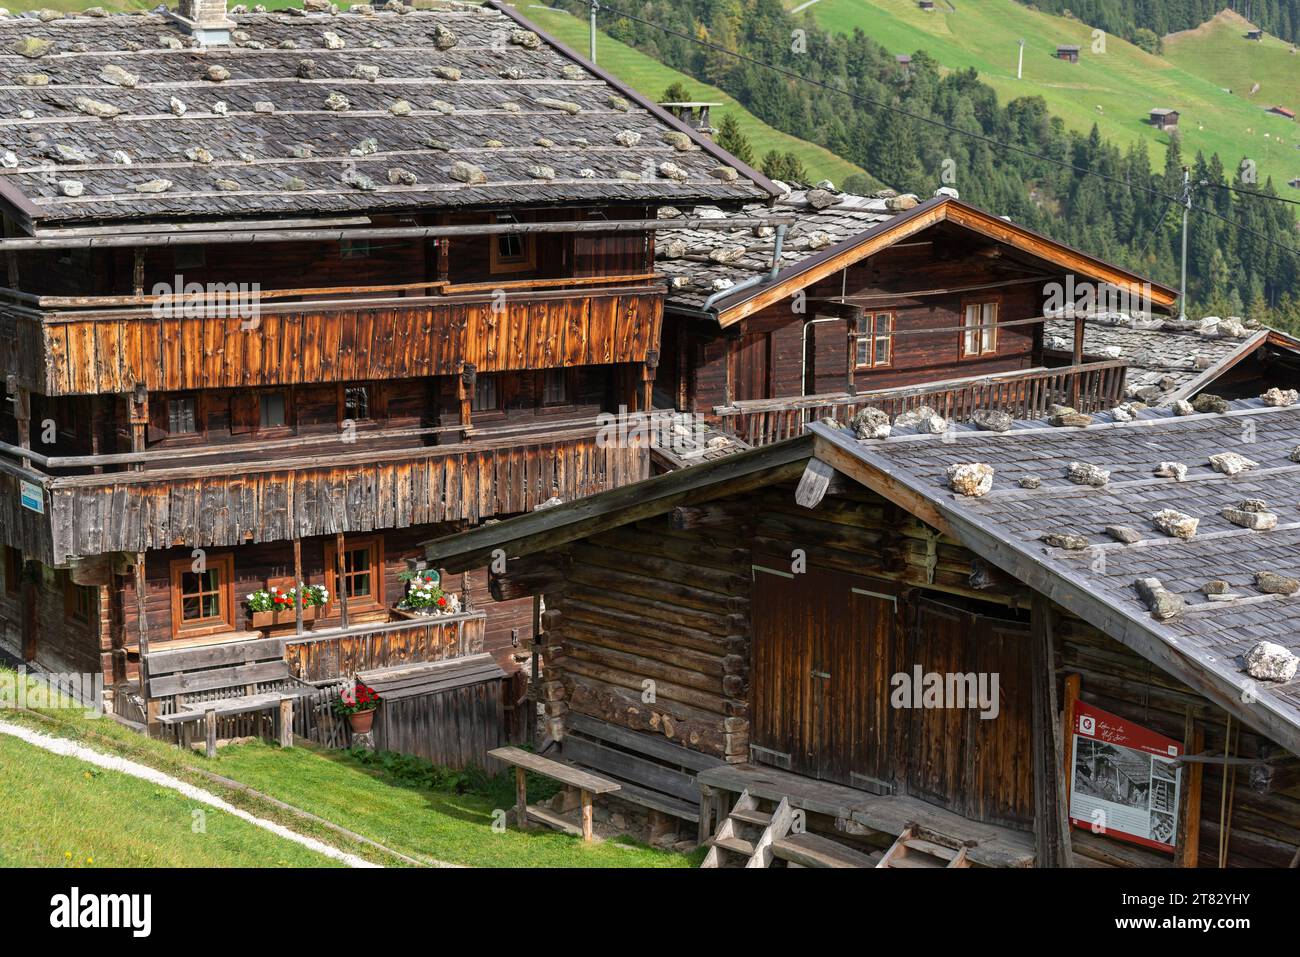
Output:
top-left (1068, 701), bottom-right (1182, 852)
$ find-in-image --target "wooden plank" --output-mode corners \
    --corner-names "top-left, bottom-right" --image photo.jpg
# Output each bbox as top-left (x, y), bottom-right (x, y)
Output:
top-left (1031, 595), bottom-right (1071, 867)
top-left (794, 457), bottom-right (837, 510)
top-left (773, 832), bottom-right (878, 868)
top-left (146, 637), bottom-right (285, 676)
top-left (488, 746), bottom-right (622, 794)
top-left (149, 660), bottom-right (290, 698)
top-left (565, 712), bottom-right (724, 772)
top-left (560, 735), bottom-right (699, 802)
top-left (1176, 708), bottom-right (1204, 868)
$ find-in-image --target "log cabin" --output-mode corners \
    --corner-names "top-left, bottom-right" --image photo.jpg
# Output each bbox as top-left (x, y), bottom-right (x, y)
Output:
top-left (652, 186), bottom-right (1180, 451)
top-left (424, 396), bottom-right (1300, 867)
top-left (0, 0), bottom-right (779, 757)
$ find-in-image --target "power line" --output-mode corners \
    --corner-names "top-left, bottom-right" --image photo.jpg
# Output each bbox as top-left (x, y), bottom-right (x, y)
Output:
top-left (1203, 180), bottom-right (1300, 208)
top-left (591, 3), bottom-right (1300, 267)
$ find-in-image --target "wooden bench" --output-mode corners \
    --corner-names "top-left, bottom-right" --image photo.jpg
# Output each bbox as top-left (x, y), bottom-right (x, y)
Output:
top-left (559, 713), bottom-right (723, 825)
top-left (145, 636), bottom-right (313, 758)
top-left (488, 746), bottom-right (620, 842)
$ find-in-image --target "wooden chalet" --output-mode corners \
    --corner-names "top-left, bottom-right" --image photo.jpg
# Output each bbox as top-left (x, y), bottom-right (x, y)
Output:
top-left (654, 187), bottom-right (1177, 450)
top-left (425, 397), bottom-right (1300, 867)
top-left (1055, 45), bottom-right (1080, 63)
top-left (0, 1), bottom-right (779, 756)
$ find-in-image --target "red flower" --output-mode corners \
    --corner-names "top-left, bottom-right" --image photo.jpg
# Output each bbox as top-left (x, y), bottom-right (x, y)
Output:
top-left (437, 596), bottom-right (447, 607)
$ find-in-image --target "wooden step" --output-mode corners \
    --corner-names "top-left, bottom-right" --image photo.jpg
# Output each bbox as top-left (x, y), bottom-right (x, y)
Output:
top-left (902, 837), bottom-right (962, 862)
top-left (887, 848), bottom-right (947, 868)
top-left (771, 833), bottom-right (878, 868)
top-left (715, 835), bottom-right (755, 857)
top-left (729, 808), bottom-right (773, 827)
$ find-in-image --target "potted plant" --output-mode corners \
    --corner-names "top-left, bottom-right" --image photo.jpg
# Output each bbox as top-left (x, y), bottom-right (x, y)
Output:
top-left (246, 584), bottom-right (329, 634)
top-left (394, 570), bottom-right (462, 618)
top-left (334, 680), bottom-right (381, 735)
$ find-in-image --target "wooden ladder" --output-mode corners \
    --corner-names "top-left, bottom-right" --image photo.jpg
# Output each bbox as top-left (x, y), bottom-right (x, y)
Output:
top-left (876, 825), bottom-right (972, 868)
top-left (700, 790), bottom-right (794, 868)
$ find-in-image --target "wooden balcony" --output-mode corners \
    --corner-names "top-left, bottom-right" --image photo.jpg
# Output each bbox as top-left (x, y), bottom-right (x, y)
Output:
top-left (0, 274), bottom-right (663, 396)
top-left (1, 415), bottom-right (649, 565)
top-left (714, 361), bottom-right (1128, 447)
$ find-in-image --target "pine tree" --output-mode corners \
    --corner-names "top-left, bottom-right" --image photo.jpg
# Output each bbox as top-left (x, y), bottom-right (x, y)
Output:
top-left (715, 112), bottom-right (755, 165)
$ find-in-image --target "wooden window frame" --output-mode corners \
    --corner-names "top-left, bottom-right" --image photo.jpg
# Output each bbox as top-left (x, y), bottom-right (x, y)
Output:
top-left (540, 368), bottom-right (573, 409)
top-left (169, 553), bottom-right (236, 639)
top-left (471, 374), bottom-right (504, 420)
top-left (338, 383), bottom-right (385, 431)
top-left (960, 298), bottom-right (1000, 359)
top-left (256, 388), bottom-right (293, 436)
top-left (159, 393), bottom-right (206, 444)
top-left (490, 216), bottom-right (537, 275)
top-left (63, 573), bottom-right (96, 624)
top-left (853, 311), bottom-right (895, 370)
top-left (324, 536), bottom-right (385, 616)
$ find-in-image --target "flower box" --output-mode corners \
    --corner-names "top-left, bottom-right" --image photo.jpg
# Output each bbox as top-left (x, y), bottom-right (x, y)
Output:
top-left (251, 606), bottom-right (319, 633)
top-left (392, 605), bottom-right (461, 620)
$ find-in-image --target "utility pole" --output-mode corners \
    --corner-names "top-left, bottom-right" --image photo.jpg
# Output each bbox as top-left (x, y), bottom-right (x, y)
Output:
top-left (1017, 39), bottom-right (1025, 80)
top-left (589, 0), bottom-right (599, 63)
top-left (1178, 166), bottom-right (1192, 321)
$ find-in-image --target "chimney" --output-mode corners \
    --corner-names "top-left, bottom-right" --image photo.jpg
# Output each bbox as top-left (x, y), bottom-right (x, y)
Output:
top-left (172, 0), bottom-right (233, 47)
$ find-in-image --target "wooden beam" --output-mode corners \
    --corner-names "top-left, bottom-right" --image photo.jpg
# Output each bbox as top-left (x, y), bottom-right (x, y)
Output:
top-left (794, 457), bottom-right (838, 509)
top-left (514, 766), bottom-right (529, 830)
top-left (335, 533), bottom-right (349, 630)
top-left (293, 538), bottom-right (304, 638)
top-left (1031, 596), bottom-right (1071, 867)
top-left (1176, 707), bottom-right (1204, 868)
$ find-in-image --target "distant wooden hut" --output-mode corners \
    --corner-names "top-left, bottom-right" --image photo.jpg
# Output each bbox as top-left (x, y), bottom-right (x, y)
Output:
top-left (1149, 108), bottom-right (1180, 131)
top-left (1267, 105), bottom-right (1297, 120)
top-left (1056, 44), bottom-right (1080, 63)
top-left (1246, 28), bottom-right (1263, 41)
top-left (918, 0), bottom-right (935, 9)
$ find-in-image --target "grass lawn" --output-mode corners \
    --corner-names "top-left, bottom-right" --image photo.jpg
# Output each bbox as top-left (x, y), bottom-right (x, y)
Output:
top-left (0, 733), bottom-right (339, 867)
top-left (796, 0), bottom-right (1300, 187)
top-left (0, 670), bottom-right (694, 868)
top-left (214, 739), bottom-right (696, 868)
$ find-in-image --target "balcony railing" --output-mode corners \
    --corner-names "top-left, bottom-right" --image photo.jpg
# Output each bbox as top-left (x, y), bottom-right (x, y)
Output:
top-left (714, 360), bottom-right (1128, 447)
top-left (1, 414), bottom-right (649, 565)
top-left (0, 273), bottom-right (664, 396)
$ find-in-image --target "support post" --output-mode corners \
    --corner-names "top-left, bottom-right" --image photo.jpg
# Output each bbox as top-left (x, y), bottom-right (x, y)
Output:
top-left (293, 537), bottom-right (303, 637)
top-left (514, 766), bottom-right (529, 829)
top-left (279, 698), bottom-right (294, 749)
top-left (205, 708), bottom-right (217, 759)
top-left (128, 384), bottom-right (148, 472)
top-left (458, 363), bottom-right (475, 441)
top-left (580, 788), bottom-right (594, 842)
top-left (1030, 595), bottom-right (1071, 867)
top-left (1070, 315), bottom-right (1084, 409)
top-left (7, 376), bottom-right (29, 469)
top-left (134, 552), bottom-right (152, 717)
top-left (132, 247), bottom-right (145, 297)
top-left (1176, 706), bottom-right (1204, 867)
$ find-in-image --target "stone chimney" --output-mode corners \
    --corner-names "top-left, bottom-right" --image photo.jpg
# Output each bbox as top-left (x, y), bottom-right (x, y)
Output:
top-left (173, 0), bottom-right (233, 47)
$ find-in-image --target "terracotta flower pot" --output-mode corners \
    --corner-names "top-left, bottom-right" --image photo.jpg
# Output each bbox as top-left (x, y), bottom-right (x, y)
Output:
top-left (347, 708), bottom-right (377, 734)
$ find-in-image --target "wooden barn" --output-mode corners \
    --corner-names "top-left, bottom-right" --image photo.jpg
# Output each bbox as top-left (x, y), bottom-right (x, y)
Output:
top-left (1150, 108), bottom-right (1180, 131)
top-left (0, 1), bottom-right (778, 759)
top-left (426, 397), bottom-right (1300, 867)
top-left (1055, 45), bottom-right (1080, 63)
top-left (653, 188), bottom-right (1176, 451)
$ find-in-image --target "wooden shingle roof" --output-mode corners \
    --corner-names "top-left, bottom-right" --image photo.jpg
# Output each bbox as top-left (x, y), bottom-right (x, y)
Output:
top-left (812, 399), bottom-right (1300, 755)
top-left (0, 2), bottom-right (774, 228)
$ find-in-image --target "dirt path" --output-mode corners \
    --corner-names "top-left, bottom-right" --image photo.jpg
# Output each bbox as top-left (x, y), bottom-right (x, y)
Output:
top-left (0, 719), bottom-right (378, 868)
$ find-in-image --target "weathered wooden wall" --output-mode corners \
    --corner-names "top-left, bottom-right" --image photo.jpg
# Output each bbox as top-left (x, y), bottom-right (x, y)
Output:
top-left (0, 556), bottom-right (103, 678)
top-left (21, 287), bottom-right (662, 397)
top-left (369, 678), bottom-right (507, 770)
top-left (46, 435), bottom-right (648, 563)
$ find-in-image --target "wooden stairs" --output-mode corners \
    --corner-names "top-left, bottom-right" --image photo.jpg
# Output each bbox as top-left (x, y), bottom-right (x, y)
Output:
top-left (701, 790), bottom-right (881, 868)
top-left (876, 825), bottom-right (972, 868)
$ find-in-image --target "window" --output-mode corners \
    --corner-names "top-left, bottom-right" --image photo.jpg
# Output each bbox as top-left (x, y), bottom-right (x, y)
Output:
top-left (962, 301), bottom-right (999, 357)
top-left (854, 312), bottom-right (894, 369)
top-left (3, 547), bottom-right (20, 595)
top-left (542, 369), bottom-right (568, 406)
top-left (167, 396), bottom-right (198, 435)
top-left (490, 215), bottom-right (536, 274)
top-left (340, 239), bottom-right (371, 260)
top-left (169, 554), bottom-right (235, 638)
top-left (325, 537), bottom-right (384, 614)
top-left (472, 375), bottom-right (499, 412)
top-left (343, 386), bottom-right (371, 422)
top-left (63, 574), bottom-right (96, 624)
top-left (173, 246), bottom-right (206, 270)
top-left (259, 391), bottom-right (287, 430)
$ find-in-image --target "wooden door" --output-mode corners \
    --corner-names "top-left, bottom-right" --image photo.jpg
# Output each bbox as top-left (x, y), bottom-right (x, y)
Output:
top-left (735, 332), bottom-right (771, 402)
top-left (750, 562), bottom-right (896, 789)
top-left (905, 596), bottom-right (1034, 827)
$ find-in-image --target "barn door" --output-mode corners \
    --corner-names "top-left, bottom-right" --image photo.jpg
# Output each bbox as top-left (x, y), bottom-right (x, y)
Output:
top-left (904, 596), bottom-right (1034, 828)
top-left (750, 561), bottom-right (896, 789)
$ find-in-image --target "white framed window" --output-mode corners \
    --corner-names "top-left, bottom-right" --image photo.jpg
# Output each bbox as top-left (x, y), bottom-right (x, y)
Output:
top-left (854, 312), bottom-right (894, 369)
top-left (962, 301), bottom-right (998, 357)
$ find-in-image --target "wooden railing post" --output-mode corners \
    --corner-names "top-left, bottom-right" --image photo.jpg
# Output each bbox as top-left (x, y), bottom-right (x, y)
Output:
top-left (6, 375), bottom-right (29, 469)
